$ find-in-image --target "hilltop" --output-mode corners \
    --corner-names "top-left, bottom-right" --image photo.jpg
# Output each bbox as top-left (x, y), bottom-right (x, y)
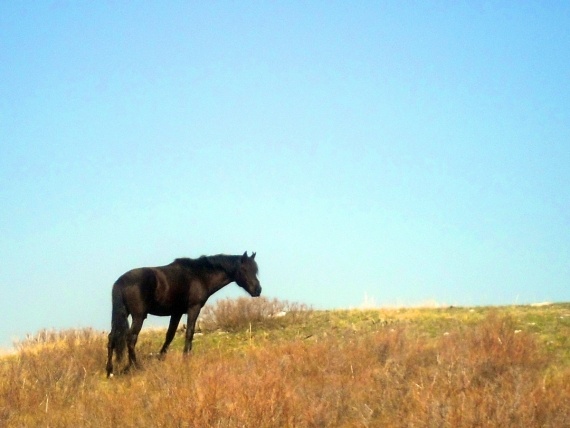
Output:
top-left (1, 298), bottom-right (569, 427)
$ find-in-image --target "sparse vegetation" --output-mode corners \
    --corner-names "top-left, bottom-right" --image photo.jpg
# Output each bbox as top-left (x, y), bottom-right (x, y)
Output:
top-left (1, 300), bottom-right (569, 427)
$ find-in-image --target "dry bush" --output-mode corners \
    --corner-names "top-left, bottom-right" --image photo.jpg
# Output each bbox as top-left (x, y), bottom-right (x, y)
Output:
top-left (199, 296), bottom-right (311, 332)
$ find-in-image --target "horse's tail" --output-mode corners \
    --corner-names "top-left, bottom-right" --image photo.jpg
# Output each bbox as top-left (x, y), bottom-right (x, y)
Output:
top-left (109, 281), bottom-right (129, 362)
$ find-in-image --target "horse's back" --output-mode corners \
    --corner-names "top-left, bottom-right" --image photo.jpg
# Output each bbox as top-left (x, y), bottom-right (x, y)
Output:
top-left (114, 267), bottom-right (154, 289)
top-left (114, 264), bottom-right (188, 316)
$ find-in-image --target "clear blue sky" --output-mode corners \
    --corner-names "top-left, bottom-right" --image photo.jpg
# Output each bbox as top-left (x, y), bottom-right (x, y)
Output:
top-left (1, 2), bottom-right (569, 348)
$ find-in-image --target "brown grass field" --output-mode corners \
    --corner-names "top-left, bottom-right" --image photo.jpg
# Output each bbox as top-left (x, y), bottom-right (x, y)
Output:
top-left (1, 298), bottom-right (569, 427)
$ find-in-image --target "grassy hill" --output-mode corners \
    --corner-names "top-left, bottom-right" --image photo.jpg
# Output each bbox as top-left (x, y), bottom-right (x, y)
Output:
top-left (1, 298), bottom-right (569, 427)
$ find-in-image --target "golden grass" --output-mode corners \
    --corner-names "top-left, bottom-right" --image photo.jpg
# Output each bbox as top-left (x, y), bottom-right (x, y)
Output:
top-left (1, 300), bottom-right (569, 427)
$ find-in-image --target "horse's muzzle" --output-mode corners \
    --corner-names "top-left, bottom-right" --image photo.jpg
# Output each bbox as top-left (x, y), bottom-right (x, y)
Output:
top-left (252, 286), bottom-right (262, 297)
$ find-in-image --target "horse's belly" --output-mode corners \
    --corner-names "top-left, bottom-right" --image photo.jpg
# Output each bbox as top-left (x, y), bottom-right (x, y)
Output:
top-left (148, 308), bottom-right (172, 316)
top-left (147, 300), bottom-right (186, 316)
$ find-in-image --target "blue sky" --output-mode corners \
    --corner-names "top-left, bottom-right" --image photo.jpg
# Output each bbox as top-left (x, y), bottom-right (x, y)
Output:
top-left (1, 2), bottom-right (569, 348)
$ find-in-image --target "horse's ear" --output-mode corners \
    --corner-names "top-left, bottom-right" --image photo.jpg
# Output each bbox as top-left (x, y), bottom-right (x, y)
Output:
top-left (251, 252), bottom-right (256, 259)
top-left (241, 251), bottom-right (248, 262)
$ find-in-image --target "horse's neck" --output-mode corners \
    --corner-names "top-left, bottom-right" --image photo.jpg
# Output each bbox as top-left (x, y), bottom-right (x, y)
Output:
top-left (206, 269), bottom-right (234, 295)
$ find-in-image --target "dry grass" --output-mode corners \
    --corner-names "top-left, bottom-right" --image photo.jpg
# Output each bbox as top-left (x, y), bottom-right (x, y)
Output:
top-left (1, 302), bottom-right (569, 427)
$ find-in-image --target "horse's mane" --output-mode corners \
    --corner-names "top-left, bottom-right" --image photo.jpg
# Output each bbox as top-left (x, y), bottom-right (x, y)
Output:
top-left (173, 254), bottom-right (240, 273)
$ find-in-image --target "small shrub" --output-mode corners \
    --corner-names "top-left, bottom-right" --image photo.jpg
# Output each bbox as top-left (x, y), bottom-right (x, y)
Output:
top-left (199, 296), bottom-right (311, 332)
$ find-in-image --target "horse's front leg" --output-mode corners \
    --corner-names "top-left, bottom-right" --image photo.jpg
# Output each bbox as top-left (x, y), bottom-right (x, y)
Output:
top-left (160, 312), bottom-right (183, 355)
top-left (184, 304), bottom-right (202, 354)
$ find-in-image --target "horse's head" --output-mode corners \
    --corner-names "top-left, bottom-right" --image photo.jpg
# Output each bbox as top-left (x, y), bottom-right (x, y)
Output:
top-left (235, 251), bottom-right (261, 297)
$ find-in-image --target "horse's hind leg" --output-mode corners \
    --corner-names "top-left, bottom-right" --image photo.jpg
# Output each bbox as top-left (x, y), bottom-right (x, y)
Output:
top-left (106, 333), bottom-right (114, 377)
top-left (126, 316), bottom-right (144, 371)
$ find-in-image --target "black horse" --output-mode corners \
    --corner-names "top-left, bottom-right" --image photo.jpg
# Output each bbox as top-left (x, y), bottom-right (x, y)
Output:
top-left (106, 252), bottom-right (261, 377)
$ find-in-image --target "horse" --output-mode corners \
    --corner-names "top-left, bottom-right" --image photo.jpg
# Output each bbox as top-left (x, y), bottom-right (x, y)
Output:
top-left (106, 252), bottom-right (261, 377)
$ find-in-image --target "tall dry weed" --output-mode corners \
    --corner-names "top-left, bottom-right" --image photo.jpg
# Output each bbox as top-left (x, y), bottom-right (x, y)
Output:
top-left (1, 328), bottom-right (107, 425)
